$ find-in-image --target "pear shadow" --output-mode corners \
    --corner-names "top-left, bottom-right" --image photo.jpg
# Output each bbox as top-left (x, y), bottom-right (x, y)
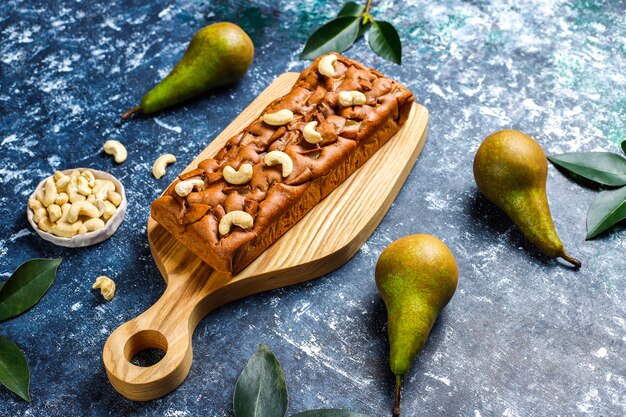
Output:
top-left (467, 190), bottom-right (578, 271)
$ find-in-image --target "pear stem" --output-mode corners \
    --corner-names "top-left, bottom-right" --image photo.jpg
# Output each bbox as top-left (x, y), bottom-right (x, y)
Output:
top-left (560, 251), bottom-right (582, 269)
top-left (120, 106), bottom-right (142, 119)
top-left (392, 375), bottom-right (401, 416)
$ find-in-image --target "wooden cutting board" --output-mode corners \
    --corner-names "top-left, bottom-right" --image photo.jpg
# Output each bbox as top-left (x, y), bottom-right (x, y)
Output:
top-left (102, 72), bottom-right (429, 401)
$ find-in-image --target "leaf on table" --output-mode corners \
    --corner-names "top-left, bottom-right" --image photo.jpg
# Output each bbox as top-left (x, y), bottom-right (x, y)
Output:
top-left (291, 410), bottom-right (371, 417)
top-left (548, 152), bottom-right (626, 186)
top-left (0, 258), bottom-right (62, 321)
top-left (368, 20), bottom-right (402, 65)
top-left (234, 344), bottom-right (288, 417)
top-left (301, 16), bottom-right (361, 60)
top-left (336, 2), bottom-right (369, 37)
top-left (621, 140), bottom-right (626, 156)
top-left (0, 336), bottom-right (31, 402)
top-left (586, 186), bottom-right (626, 239)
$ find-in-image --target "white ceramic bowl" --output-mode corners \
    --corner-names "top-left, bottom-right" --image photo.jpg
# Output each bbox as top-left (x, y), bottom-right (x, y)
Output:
top-left (27, 168), bottom-right (127, 248)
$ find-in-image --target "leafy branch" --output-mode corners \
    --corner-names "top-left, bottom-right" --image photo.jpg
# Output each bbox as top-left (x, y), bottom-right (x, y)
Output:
top-left (301, 1), bottom-right (402, 64)
top-left (234, 344), bottom-right (369, 417)
top-left (548, 141), bottom-right (626, 239)
top-left (0, 258), bottom-right (62, 402)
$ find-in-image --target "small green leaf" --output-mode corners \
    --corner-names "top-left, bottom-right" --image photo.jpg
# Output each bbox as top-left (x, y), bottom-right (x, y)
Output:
top-left (548, 152), bottom-right (626, 186)
top-left (0, 258), bottom-right (62, 321)
top-left (234, 344), bottom-right (288, 417)
top-left (368, 20), bottom-right (402, 65)
top-left (586, 186), bottom-right (626, 239)
top-left (291, 410), bottom-right (371, 417)
top-left (337, 2), bottom-right (365, 17)
top-left (621, 140), bottom-right (626, 156)
top-left (301, 16), bottom-right (361, 60)
top-left (0, 336), bottom-right (31, 402)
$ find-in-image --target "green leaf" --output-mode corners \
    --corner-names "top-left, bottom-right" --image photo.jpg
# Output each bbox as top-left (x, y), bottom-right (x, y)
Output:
top-left (548, 152), bottom-right (626, 186)
top-left (586, 186), bottom-right (626, 239)
top-left (0, 336), bottom-right (31, 402)
top-left (234, 344), bottom-right (288, 417)
top-left (368, 20), bottom-right (402, 65)
top-left (336, 2), bottom-right (370, 38)
top-left (301, 16), bottom-right (361, 60)
top-left (337, 2), bottom-right (365, 17)
top-left (0, 258), bottom-right (62, 321)
top-left (621, 140), bottom-right (626, 156)
top-left (291, 410), bottom-right (370, 417)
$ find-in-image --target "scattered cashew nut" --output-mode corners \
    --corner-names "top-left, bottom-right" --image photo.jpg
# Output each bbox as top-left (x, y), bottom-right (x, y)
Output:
top-left (152, 154), bottom-right (176, 179)
top-left (175, 178), bottom-right (205, 197)
top-left (93, 276), bottom-right (116, 301)
top-left (264, 151), bottom-right (293, 178)
top-left (219, 210), bottom-right (254, 236)
top-left (223, 163), bottom-right (253, 185)
top-left (103, 140), bottom-right (127, 164)
top-left (302, 121), bottom-right (322, 144)
top-left (262, 109), bottom-right (294, 126)
top-left (318, 54), bottom-right (338, 78)
top-left (338, 90), bottom-right (367, 107)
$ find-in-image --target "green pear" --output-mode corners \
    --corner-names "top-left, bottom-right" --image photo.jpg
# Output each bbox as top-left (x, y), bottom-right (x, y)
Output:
top-left (121, 22), bottom-right (254, 118)
top-left (473, 130), bottom-right (581, 268)
top-left (376, 234), bottom-right (458, 416)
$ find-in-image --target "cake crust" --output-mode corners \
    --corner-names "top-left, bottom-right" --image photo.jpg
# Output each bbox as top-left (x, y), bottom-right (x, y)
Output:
top-left (151, 53), bottom-right (414, 275)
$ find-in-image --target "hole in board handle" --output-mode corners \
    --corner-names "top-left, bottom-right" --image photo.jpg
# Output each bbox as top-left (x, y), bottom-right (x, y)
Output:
top-left (124, 330), bottom-right (168, 367)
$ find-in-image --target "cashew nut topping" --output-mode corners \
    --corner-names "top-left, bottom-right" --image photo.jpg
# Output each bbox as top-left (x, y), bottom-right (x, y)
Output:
top-left (103, 140), bottom-right (127, 164)
top-left (67, 201), bottom-right (101, 223)
top-left (93, 276), bottom-right (116, 301)
top-left (264, 150), bottom-right (293, 178)
top-left (262, 109), bottom-right (294, 126)
top-left (79, 218), bottom-right (105, 234)
top-left (302, 121), bottom-right (323, 144)
top-left (175, 178), bottom-right (205, 197)
top-left (219, 210), bottom-right (254, 236)
top-left (318, 54), bottom-right (338, 78)
top-left (41, 178), bottom-right (58, 207)
top-left (152, 154), bottom-right (176, 179)
top-left (223, 163), bottom-right (253, 185)
top-left (338, 90), bottom-right (367, 107)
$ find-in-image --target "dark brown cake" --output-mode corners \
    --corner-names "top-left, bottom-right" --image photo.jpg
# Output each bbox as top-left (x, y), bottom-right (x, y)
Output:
top-left (151, 53), bottom-right (414, 275)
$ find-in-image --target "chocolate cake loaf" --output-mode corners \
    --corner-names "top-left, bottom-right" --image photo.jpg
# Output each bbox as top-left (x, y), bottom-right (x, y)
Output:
top-left (151, 53), bottom-right (414, 275)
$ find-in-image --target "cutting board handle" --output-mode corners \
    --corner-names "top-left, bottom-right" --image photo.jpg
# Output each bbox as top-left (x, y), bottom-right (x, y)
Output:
top-left (102, 272), bottom-right (216, 401)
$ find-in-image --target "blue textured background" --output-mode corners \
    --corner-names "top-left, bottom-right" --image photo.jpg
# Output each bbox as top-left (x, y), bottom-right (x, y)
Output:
top-left (1, 1), bottom-right (625, 416)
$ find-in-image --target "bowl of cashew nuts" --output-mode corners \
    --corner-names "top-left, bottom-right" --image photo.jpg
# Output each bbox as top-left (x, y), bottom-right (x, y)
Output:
top-left (27, 168), bottom-right (127, 248)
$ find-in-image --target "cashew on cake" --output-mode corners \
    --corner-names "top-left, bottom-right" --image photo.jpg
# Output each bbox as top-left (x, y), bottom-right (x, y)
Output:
top-left (151, 53), bottom-right (415, 275)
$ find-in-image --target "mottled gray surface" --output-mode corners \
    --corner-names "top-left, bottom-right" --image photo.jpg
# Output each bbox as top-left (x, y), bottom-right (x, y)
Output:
top-left (1, 0), bottom-right (625, 416)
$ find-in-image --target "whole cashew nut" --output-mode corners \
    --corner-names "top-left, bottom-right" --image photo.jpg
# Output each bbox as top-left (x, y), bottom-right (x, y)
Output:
top-left (152, 154), bottom-right (177, 179)
top-left (37, 217), bottom-right (55, 233)
top-left (175, 178), bottom-right (205, 197)
top-left (47, 204), bottom-right (62, 223)
top-left (223, 163), bottom-right (253, 185)
top-left (318, 54), bottom-right (338, 78)
top-left (67, 183), bottom-right (86, 203)
top-left (103, 140), bottom-right (128, 164)
top-left (93, 276), bottom-right (116, 301)
top-left (264, 150), bottom-right (293, 178)
top-left (67, 201), bottom-right (101, 223)
top-left (55, 175), bottom-right (70, 192)
top-left (81, 170), bottom-right (96, 187)
top-left (93, 179), bottom-right (115, 200)
top-left (302, 121), bottom-right (322, 144)
top-left (79, 218), bottom-right (105, 234)
top-left (55, 192), bottom-right (69, 205)
top-left (95, 199), bottom-right (117, 221)
top-left (219, 210), bottom-right (254, 236)
top-left (262, 109), bottom-right (294, 126)
top-left (107, 191), bottom-right (122, 207)
top-left (41, 178), bottom-right (58, 207)
top-left (76, 176), bottom-right (92, 196)
top-left (338, 90), bottom-right (367, 107)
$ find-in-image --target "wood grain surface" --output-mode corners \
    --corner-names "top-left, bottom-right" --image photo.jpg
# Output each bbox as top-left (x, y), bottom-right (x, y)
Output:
top-left (102, 72), bottom-right (429, 401)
